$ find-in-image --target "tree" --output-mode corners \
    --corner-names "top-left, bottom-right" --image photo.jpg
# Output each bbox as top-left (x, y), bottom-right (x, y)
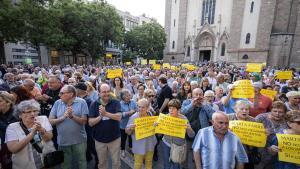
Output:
top-left (124, 22), bottom-right (166, 60)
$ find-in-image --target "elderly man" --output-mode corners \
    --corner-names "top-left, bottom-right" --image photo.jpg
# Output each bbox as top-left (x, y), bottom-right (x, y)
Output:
top-left (49, 85), bottom-right (88, 169)
top-left (89, 83), bottom-right (122, 169)
top-left (193, 112), bottom-right (248, 169)
top-left (127, 75), bottom-right (138, 95)
top-left (181, 88), bottom-right (215, 169)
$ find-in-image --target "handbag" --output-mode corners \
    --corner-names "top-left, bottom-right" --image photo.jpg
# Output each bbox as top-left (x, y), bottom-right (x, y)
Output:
top-left (169, 138), bottom-right (187, 164)
top-left (19, 121), bottom-right (64, 168)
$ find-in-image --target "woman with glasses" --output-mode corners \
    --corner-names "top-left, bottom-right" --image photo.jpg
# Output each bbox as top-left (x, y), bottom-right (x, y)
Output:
top-left (144, 89), bottom-right (157, 115)
top-left (285, 91), bottom-right (300, 111)
top-left (126, 98), bottom-right (157, 169)
top-left (133, 84), bottom-right (146, 102)
top-left (269, 110), bottom-right (300, 169)
top-left (5, 100), bottom-right (53, 169)
top-left (255, 101), bottom-right (289, 169)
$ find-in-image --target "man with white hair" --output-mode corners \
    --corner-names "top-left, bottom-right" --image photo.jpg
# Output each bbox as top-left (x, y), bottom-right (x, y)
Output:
top-left (193, 112), bottom-right (248, 169)
top-left (127, 75), bottom-right (138, 95)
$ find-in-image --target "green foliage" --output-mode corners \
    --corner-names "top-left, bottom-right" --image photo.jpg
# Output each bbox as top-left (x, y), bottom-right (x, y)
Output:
top-left (0, 0), bottom-right (124, 63)
top-left (124, 22), bottom-right (166, 60)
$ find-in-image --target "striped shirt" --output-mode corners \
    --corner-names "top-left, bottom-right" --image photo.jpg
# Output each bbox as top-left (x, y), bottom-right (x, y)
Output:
top-left (192, 126), bottom-right (248, 169)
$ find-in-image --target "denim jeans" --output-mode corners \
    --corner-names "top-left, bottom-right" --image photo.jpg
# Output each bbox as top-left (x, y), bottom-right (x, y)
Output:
top-left (58, 142), bottom-right (87, 169)
top-left (162, 141), bottom-right (181, 169)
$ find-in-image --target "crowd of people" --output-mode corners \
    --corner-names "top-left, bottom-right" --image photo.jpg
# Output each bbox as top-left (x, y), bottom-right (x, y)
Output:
top-left (0, 62), bottom-right (299, 169)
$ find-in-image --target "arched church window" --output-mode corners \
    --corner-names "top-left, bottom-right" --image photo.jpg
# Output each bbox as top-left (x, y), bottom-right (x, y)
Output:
top-left (172, 41), bottom-right (175, 49)
top-left (201, 0), bottom-right (216, 25)
top-left (221, 43), bottom-right (226, 56)
top-left (187, 46), bottom-right (191, 56)
top-left (245, 33), bottom-right (251, 44)
top-left (242, 54), bottom-right (249, 59)
top-left (250, 1), bottom-right (254, 13)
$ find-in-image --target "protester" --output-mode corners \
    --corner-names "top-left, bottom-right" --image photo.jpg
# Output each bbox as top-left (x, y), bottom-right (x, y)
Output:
top-left (49, 85), bottom-right (88, 169)
top-left (193, 111), bottom-right (248, 169)
top-left (89, 83), bottom-right (122, 169)
top-left (126, 98), bottom-right (157, 169)
top-left (285, 91), bottom-right (300, 111)
top-left (157, 76), bottom-right (173, 114)
top-left (10, 85), bottom-right (33, 104)
top-left (5, 100), bottom-right (53, 169)
top-left (249, 82), bottom-right (272, 117)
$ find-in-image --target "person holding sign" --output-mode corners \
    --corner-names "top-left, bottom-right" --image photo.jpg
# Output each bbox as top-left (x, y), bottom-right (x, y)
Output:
top-left (125, 99), bottom-right (157, 169)
top-left (255, 101), bottom-right (289, 169)
top-left (249, 82), bottom-right (272, 117)
top-left (269, 110), bottom-right (300, 169)
top-left (160, 99), bottom-right (195, 169)
top-left (193, 112), bottom-right (248, 169)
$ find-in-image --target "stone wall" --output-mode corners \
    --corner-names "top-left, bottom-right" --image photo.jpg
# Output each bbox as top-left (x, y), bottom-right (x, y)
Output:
top-left (163, 0), bottom-right (172, 56)
top-left (290, 3), bottom-right (300, 68)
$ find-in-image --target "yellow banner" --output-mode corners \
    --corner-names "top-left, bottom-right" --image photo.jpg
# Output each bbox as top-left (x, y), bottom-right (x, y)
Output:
top-left (125, 62), bottom-right (131, 65)
top-left (155, 114), bottom-right (187, 138)
top-left (182, 64), bottom-right (197, 71)
top-left (106, 69), bottom-right (123, 79)
top-left (149, 60), bottom-right (156, 65)
top-left (277, 134), bottom-right (300, 164)
top-left (141, 59), bottom-right (147, 65)
top-left (229, 121), bottom-right (267, 147)
top-left (106, 53), bottom-right (112, 59)
top-left (260, 89), bottom-right (277, 101)
top-left (163, 63), bottom-right (171, 69)
top-left (232, 80), bottom-right (255, 98)
top-left (275, 71), bottom-right (293, 80)
top-left (134, 116), bottom-right (158, 140)
top-left (152, 64), bottom-right (161, 70)
top-left (246, 63), bottom-right (263, 73)
top-left (170, 66), bottom-right (179, 71)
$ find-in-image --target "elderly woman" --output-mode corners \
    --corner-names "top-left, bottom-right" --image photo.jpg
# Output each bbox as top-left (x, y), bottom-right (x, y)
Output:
top-left (269, 110), bottom-right (300, 169)
top-left (255, 101), bottom-right (289, 169)
top-left (285, 91), bottom-right (300, 111)
top-left (126, 98), bottom-right (157, 169)
top-left (200, 77), bottom-right (212, 92)
top-left (228, 100), bottom-right (258, 169)
top-left (85, 81), bottom-right (99, 102)
top-left (5, 99), bottom-right (53, 169)
top-left (161, 99), bottom-right (195, 169)
top-left (0, 92), bottom-right (17, 169)
top-left (144, 89), bottom-right (158, 115)
top-left (120, 89), bottom-right (138, 157)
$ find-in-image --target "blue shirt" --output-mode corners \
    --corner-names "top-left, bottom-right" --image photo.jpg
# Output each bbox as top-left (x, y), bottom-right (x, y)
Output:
top-left (50, 97), bottom-right (88, 146)
top-left (181, 99), bottom-right (215, 130)
top-left (192, 126), bottom-right (248, 169)
top-left (120, 100), bottom-right (138, 129)
top-left (89, 99), bottom-right (121, 143)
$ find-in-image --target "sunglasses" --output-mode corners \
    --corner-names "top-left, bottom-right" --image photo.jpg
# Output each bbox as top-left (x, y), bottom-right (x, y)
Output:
top-left (148, 95), bottom-right (155, 98)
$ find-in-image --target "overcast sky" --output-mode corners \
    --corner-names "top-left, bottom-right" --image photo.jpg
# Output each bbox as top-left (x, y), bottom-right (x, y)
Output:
top-left (105, 0), bottom-right (165, 26)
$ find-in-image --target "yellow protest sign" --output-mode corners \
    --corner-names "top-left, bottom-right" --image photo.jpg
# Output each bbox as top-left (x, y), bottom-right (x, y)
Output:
top-left (170, 66), bottom-right (179, 71)
top-left (232, 80), bottom-right (255, 98)
top-left (125, 62), bottom-right (131, 65)
top-left (141, 59), bottom-right (147, 65)
top-left (106, 69), bottom-right (123, 79)
top-left (246, 63), bottom-right (263, 73)
top-left (163, 63), bottom-right (171, 69)
top-left (277, 134), bottom-right (300, 164)
top-left (155, 114), bottom-right (187, 138)
top-left (275, 71), bottom-right (293, 80)
top-left (152, 64), bottom-right (161, 70)
top-left (182, 64), bottom-right (197, 71)
top-left (106, 53), bottom-right (112, 59)
top-left (260, 89), bottom-right (277, 101)
top-left (229, 121), bottom-right (267, 147)
top-left (149, 60), bottom-right (156, 65)
top-left (134, 116), bottom-right (158, 140)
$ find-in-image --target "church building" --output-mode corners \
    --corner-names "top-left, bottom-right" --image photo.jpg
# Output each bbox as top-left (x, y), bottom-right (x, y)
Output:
top-left (163, 0), bottom-right (300, 68)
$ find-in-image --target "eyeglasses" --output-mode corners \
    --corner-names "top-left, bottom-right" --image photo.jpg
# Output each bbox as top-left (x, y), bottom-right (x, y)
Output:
top-left (290, 121), bottom-right (300, 125)
top-left (59, 91), bottom-right (70, 95)
top-left (23, 110), bottom-right (39, 114)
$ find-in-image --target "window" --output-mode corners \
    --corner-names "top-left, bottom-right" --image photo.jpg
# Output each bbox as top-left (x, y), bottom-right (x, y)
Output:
top-left (174, 19), bottom-right (176, 27)
top-left (250, 1), bottom-right (254, 13)
top-left (245, 33), bottom-right (251, 44)
top-left (221, 43), bottom-right (226, 56)
top-left (201, 0), bottom-right (216, 25)
top-left (172, 41), bottom-right (175, 49)
top-left (242, 54), bottom-right (249, 59)
top-left (187, 46), bottom-right (191, 56)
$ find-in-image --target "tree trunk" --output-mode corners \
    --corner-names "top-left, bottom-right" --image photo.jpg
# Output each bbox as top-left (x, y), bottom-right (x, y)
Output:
top-left (0, 40), bottom-right (6, 64)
